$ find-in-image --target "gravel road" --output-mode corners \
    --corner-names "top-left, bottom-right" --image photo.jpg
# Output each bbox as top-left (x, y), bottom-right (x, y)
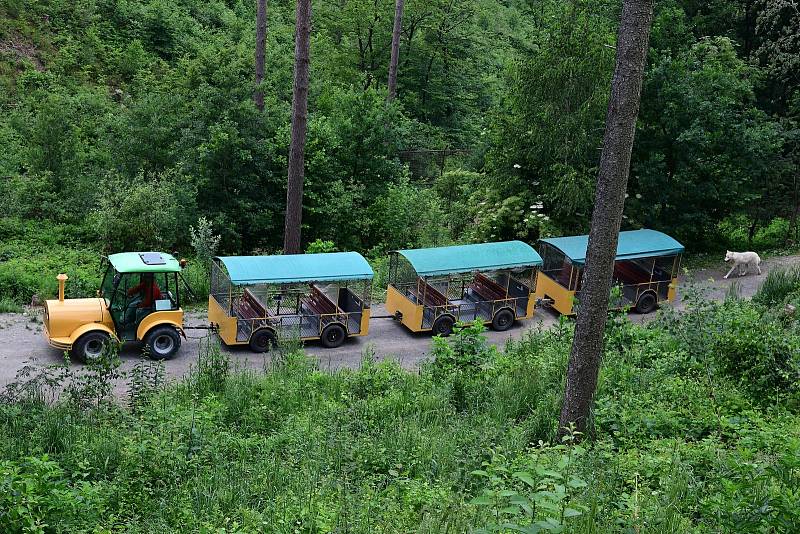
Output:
top-left (1, 254), bottom-right (797, 389)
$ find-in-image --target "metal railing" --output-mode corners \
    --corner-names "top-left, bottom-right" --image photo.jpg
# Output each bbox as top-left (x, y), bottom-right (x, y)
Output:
top-left (420, 296), bottom-right (528, 329)
top-left (235, 310), bottom-right (364, 343)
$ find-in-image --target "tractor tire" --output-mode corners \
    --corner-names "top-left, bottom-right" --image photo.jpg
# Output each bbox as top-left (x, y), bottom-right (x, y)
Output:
top-left (144, 326), bottom-right (181, 360)
top-left (491, 308), bottom-right (515, 331)
top-left (249, 328), bottom-right (277, 353)
top-left (432, 315), bottom-right (455, 337)
top-left (321, 323), bottom-right (347, 348)
top-left (635, 292), bottom-right (657, 314)
top-left (72, 331), bottom-right (111, 364)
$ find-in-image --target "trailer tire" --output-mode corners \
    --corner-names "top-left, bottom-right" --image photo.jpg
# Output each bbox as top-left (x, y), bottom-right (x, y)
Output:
top-left (491, 308), bottom-right (515, 331)
top-left (321, 323), bottom-right (347, 348)
top-left (249, 328), bottom-right (277, 353)
top-left (432, 315), bottom-right (455, 337)
top-left (635, 292), bottom-right (657, 314)
top-left (144, 326), bottom-right (181, 360)
top-left (73, 331), bottom-right (111, 364)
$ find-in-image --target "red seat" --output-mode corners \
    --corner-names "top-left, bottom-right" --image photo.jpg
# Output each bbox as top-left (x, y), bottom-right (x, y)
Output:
top-left (470, 273), bottom-right (506, 301)
top-left (613, 262), bottom-right (651, 285)
top-left (302, 285), bottom-right (344, 318)
top-left (235, 288), bottom-right (269, 319)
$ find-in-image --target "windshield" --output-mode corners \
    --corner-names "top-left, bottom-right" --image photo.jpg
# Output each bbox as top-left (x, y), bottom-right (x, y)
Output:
top-left (100, 264), bottom-right (117, 304)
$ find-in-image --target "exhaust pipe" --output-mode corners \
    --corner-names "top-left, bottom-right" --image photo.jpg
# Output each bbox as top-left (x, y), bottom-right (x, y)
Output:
top-left (57, 274), bottom-right (68, 302)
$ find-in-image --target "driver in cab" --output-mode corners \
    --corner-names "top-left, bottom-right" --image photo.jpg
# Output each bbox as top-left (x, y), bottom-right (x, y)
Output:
top-left (127, 273), bottom-right (162, 309)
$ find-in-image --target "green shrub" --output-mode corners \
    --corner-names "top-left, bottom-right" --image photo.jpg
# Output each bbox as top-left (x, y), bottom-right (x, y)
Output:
top-left (0, 218), bottom-right (101, 303)
top-left (0, 455), bottom-right (108, 532)
top-left (753, 265), bottom-right (800, 306)
top-left (719, 216), bottom-right (792, 251)
top-left (0, 294), bottom-right (798, 531)
top-left (709, 302), bottom-right (800, 402)
top-left (0, 298), bottom-right (22, 313)
top-left (92, 170), bottom-right (197, 252)
top-left (181, 260), bottom-right (210, 304)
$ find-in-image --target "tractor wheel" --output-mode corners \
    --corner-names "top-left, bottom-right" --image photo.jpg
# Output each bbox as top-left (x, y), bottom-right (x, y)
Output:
top-left (144, 326), bottom-right (181, 360)
top-left (321, 324), bottom-right (347, 348)
top-left (249, 328), bottom-right (277, 353)
top-left (72, 331), bottom-right (111, 364)
top-left (635, 292), bottom-right (657, 314)
top-left (491, 308), bottom-right (515, 331)
top-left (432, 315), bottom-right (455, 337)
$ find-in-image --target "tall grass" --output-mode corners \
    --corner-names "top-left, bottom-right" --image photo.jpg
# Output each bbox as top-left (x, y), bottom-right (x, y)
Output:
top-left (0, 310), bottom-right (798, 532)
top-left (0, 297), bottom-right (22, 313)
top-left (753, 265), bottom-right (800, 306)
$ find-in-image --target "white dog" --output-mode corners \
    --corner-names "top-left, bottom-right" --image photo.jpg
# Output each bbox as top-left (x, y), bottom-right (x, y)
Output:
top-left (723, 250), bottom-right (762, 279)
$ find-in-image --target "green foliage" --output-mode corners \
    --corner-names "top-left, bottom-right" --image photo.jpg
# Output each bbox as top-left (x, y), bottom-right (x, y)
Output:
top-left (189, 216), bottom-right (221, 267)
top-left (719, 216), bottom-right (792, 251)
top-left (630, 36), bottom-right (790, 246)
top-left (92, 171), bottom-right (197, 252)
top-left (0, 455), bottom-right (108, 532)
top-left (1, 295), bottom-right (799, 531)
top-left (304, 238), bottom-right (337, 254)
top-left (367, 176), bottom-right (451, 253)
top-left (470, 430), bottom-right (588, 533)
top-left (0, 298), bottom-right (22, 313)
top-left (485, 0), bottom-right (617, 235)
top-left (754, 265), bottom-right (800, 307)
top-left (0, 218), bottom-right (100, 303)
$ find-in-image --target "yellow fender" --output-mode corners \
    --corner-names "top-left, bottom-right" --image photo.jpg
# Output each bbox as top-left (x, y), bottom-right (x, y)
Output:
top-left (136, 311), bottom-right (185, 341)
top-left (68, 322), bottom-right (119, 346)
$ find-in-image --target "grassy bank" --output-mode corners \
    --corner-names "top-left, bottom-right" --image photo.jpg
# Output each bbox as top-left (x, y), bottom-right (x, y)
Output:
top-left (2, 285), bottom-right (799, 532)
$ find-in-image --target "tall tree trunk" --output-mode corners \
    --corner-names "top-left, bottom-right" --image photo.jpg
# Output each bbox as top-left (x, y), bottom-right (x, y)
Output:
top-left (254, 0), bottom-right (268, 112)
top-left (387, 0), bottom-right (405, 100)
top-left (284, 0), bottom-right (312, 254)
top-left (558, 0), bottom-right (654, 438)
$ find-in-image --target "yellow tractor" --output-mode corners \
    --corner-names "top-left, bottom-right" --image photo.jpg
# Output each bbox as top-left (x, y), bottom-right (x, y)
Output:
top-left (44, 252), bottom-right (187, 363)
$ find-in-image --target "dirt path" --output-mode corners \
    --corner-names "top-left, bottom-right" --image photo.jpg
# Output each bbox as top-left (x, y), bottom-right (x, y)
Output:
top-left (1, 254), bottom-right (798, 390)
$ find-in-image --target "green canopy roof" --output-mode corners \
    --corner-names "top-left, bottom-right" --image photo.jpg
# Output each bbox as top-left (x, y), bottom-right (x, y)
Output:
top-left (216, 252), bottom-right (374, 285)
top-left (108, 252), bottom-right (182, 273)
top-left (539, 229), bottom-right (684, 266)
top-left (394, 241), bottom-right (543, 277)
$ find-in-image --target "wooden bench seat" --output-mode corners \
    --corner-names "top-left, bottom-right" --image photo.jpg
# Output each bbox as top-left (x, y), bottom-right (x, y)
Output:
top-left (470, 273), bottom-right (507, 301)
top-left (235, 288), bottom-right (269, 320)
top-left (302, 285), bottom-right (344, 318)
top-left (613, 261), bottom-right (652, 285)
top-left (410, 279), bottom-right (450, 308)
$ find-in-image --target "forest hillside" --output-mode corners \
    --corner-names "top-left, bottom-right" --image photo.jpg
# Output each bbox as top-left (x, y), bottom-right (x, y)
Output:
top-left (0, 0), bottom-right (798, 303)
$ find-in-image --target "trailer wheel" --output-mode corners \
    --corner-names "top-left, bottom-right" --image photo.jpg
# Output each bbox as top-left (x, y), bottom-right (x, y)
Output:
top-left (144, 326), bottom-right (181, 360)
top-left (432, 315), bottom-right (455, 337)
top-left (73, 331), bottom-right (110, 364)
top-left (321, 324), bottom-right (347, 348)
top-left (491, 308), bottom-right (515, 331)
top-left (635, 292), bottom-right (657, 314)
top-left (249, 328), bottom-right (277, 353)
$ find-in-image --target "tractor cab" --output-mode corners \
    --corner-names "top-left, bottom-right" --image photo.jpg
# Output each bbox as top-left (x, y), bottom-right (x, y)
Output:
top-left (100, 253), bottom-right (183, 341)
top-left (44, 252), bottom-right (187, 363)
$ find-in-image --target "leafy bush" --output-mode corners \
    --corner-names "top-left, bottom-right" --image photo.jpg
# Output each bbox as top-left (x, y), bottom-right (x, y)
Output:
top-left (189, 216), bottom-right (221, 266)
top-left (0, 455), bottom-right (107, 532)
top-left (708, 302), bottom-right (800, 402)
top-left (753, 265), bottom-right (800, 307)
top-left (0, 294), bottom-right (798, 531)
top-left (0, 218), bottom-right (101, 303)
top-left (720, 216), bottom-right (792, 251)
top-left (92, 171), bottom-right (197, 252)
top-left (305, 238), bottom-right (337, 254)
